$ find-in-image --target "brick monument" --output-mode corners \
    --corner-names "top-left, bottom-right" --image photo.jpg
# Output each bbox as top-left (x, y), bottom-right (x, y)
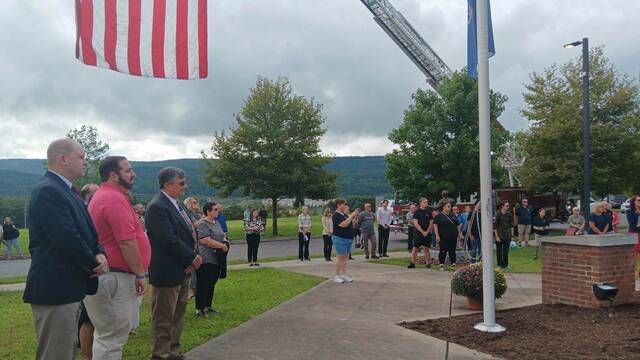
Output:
top-left (541, 234), bottom-right (637, 308)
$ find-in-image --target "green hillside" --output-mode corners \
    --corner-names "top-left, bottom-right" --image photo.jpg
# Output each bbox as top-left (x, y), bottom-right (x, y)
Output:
top-left (0, 156), bottom-right (392, 198)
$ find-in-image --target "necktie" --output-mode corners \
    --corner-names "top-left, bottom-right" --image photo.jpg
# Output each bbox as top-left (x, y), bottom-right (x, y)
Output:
top-left (177, 202), bottom-right (193, 226)
top-left (177, 202), bottom-right (199, 242)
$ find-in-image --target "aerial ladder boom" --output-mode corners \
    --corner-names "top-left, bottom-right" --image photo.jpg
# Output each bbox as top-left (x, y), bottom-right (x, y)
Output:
top-left (360, 0), bottom-right (452, 91)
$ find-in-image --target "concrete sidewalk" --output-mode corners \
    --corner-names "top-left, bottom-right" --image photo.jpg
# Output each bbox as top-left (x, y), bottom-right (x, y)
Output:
top-left (188, 256), bottom-right (542, 360)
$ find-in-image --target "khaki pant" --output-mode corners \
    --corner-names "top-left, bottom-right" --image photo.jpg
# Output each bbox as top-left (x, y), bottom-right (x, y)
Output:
top-left (84, 272), bottom-right (137, 360)
top-left (31, 302), bottom-right (81, 360)
top-left (362, 232), bottom-right (377, 256)
top-left (150, 276), bottom-right (190, 360)
top-left (518, 224), bottom-right (531, 244)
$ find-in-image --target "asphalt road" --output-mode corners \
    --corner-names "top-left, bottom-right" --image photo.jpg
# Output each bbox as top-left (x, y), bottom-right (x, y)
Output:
top-left (0, 231), bottom-right (410, 278)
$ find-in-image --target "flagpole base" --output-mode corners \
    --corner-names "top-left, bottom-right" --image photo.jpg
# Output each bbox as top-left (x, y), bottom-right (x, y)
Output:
top-left (474, 322), bottom-right (506, 333)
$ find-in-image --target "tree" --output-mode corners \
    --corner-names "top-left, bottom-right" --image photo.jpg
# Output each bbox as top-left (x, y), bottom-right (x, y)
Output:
top-left (202, 77), bottom-right (338, 235)
top-left (520, 47), bottom-right (640, 196)
top-left (385, 71), bottom-right (509, 202)
top-left (66, 125), bottom-right (110, 186)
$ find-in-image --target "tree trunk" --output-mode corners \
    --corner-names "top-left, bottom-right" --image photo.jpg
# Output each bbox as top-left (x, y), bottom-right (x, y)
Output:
top-left (271, 198), bottom-right (278, 236)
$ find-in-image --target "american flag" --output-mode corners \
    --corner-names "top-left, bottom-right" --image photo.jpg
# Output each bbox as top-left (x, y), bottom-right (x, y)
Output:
top-left (75, 0), bottom-right (208, 79)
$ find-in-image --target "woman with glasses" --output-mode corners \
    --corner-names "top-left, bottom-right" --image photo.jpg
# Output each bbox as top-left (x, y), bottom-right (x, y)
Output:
top-left (566, 207), bottom-right (585, 235)
top-left (493, 201), bottom-right (513, 269)
top-left (245, 209), bottom-right (265, 266)
top-left (195, 202), bottom-right (229, 317)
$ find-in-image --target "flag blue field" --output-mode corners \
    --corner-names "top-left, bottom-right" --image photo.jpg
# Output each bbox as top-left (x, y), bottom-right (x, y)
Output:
top-left (467, 0), bottom-right (495, 79)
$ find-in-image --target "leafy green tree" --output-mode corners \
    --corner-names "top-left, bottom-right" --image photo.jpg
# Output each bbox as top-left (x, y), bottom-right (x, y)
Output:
top-left (520, 47), bottom-right (640, 196)
top-left (385, 71), bottom-right (509, 202)
top-left (203, 77), bottom-right (338, 235)
top-left (66, 125), bottom-right (110, 186)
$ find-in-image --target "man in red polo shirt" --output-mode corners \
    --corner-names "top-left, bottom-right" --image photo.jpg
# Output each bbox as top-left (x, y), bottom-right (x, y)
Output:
top-left (84, 156), bottom-right (151, 359)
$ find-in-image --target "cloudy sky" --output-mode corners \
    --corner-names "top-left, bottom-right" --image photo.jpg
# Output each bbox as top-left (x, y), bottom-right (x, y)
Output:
top-left (1, 0), bottom-right (639, 160)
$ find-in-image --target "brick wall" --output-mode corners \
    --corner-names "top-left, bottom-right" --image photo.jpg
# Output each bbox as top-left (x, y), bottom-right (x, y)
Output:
top-left (541, 243), bottom-right (636, 308)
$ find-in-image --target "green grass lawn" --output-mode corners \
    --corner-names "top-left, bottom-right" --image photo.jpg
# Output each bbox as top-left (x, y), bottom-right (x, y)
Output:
top-left (225, 215), bottom-right (324, 240)
top-left (369, 246), bottom-right (542, 273)
top-left (0, 276), bottom-right (26, 285)
top-left (0, 267), bottom-right (323, 359)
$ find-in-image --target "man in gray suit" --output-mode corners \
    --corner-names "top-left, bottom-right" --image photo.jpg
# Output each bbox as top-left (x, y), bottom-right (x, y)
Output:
top-left (145, 167), bottom-right (202, 360)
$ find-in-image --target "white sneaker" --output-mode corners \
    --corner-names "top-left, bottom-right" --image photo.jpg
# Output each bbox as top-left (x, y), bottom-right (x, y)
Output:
top-left (342, 275), bottom-right (353, 283)
top-left (333, 275), bottom-right (345, 284)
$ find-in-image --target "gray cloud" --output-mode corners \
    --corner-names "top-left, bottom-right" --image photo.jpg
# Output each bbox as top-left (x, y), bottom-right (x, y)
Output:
top-left (1, 0), bottom-right (639, 160)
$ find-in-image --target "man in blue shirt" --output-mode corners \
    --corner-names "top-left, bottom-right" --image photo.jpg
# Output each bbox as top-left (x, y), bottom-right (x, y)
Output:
top-left (515, 199), bottom-right (533, 247)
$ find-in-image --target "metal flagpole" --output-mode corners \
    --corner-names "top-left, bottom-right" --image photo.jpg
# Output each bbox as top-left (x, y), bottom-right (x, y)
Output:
top-left (474, 0), bottom-right (505, 333)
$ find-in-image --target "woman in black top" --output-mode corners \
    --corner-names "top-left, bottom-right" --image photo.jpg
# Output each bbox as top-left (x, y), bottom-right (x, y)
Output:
top-left (2, 217), bottom-right (21, 257)
top-left (433, 202), bottom-right (461, 270)
top-left (532, 208), bottom-right (550, 260)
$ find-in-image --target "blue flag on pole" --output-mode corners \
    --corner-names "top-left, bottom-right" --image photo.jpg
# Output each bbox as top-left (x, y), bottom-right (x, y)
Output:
top-left (467, 0), bottom-right (495, 79)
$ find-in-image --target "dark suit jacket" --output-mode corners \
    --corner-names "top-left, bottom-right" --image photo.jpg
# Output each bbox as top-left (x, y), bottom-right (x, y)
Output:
top-left (23, 171), bottom-right (105, 305)
top-left (145, 192), bottom-right (197, 287)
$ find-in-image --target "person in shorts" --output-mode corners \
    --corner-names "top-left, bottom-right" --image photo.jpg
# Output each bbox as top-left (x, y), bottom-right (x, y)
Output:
top-left (408, 197), bottom-right (434, 268)
top-left (515, 198), bottom-right (533, 247)
top-left (332, 198), bottom-right (358, 283)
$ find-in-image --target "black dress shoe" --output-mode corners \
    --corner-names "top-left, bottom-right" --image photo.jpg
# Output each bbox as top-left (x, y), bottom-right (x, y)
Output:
top-left (382, 254), bottom-right (390, 258)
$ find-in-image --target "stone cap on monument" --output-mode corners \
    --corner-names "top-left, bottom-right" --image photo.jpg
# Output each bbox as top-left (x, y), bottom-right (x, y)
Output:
top-left (541, 233), bottom-right (636, 247)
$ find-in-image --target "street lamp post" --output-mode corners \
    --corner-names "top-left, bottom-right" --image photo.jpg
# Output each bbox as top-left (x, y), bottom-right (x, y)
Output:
top-left (564, 38), bottom-right (590, 217)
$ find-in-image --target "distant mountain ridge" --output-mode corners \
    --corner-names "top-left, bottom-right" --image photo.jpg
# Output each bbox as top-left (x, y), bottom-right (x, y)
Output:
top-left (0, 156), bottom-right (392, 198)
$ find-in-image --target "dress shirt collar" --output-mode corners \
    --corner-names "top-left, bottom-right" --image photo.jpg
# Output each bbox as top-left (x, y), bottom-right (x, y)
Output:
top-left (161, 190), bottom-right (182, 211)
top-left (47, 169), bottom-right (73, 189)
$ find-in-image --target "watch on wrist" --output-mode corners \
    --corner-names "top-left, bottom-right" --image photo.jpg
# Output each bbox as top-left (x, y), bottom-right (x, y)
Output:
top-left (135, 274), bottom-right (146, 280)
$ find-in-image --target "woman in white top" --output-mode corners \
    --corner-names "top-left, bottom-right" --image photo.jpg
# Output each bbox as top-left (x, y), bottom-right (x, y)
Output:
top-left (298, 206), bottom-right (312, 261)
top-left (322, 208), bottom-right (333, 261)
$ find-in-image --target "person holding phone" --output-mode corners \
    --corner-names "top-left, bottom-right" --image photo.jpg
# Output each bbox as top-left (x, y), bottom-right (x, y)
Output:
top-left (332, 198), bottom-right (357, 283)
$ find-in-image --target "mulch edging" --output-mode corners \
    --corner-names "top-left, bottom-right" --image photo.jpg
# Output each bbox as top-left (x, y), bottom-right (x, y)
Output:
top-left (400, 303), bottom-right (640, 360)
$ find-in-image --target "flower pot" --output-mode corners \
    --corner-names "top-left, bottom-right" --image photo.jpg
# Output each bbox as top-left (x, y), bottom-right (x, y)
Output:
top-left (466, 296), bottom-right (482, 310)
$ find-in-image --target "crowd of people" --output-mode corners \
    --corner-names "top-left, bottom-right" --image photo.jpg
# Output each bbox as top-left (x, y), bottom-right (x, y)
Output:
top-left (23, 139), bottom-right (230, 360)
top-left (14, 138), bottom-right (640, 360)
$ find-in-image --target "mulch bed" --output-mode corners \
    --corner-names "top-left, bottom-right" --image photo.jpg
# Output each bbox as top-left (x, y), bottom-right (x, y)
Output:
top-left (400, 303), bottom-right (640, 360)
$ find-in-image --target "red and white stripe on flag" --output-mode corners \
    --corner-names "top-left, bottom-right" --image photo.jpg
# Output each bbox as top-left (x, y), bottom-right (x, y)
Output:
top-left (75, 0), bottom-right (208, 79)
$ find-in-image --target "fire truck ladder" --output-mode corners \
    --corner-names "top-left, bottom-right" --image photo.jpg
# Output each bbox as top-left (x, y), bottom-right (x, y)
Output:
top-left (360, 0), bottom-right (452, 92)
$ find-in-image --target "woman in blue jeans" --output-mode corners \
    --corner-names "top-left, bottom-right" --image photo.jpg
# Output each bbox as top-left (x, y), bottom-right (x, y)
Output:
top-left (331, 198), bottom-right (357, 284)
top-left (2, 217), bottom-right (21, 257)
